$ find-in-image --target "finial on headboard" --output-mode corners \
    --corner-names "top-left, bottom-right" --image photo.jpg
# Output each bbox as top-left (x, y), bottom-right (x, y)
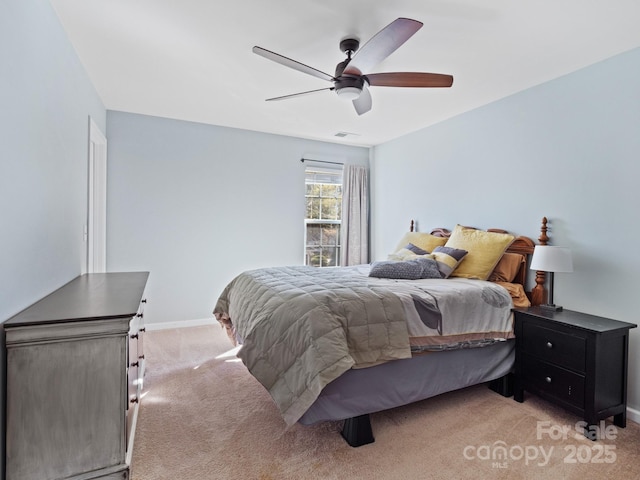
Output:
top-left (538, 216), bottom-right (549, 246)
top-left (531, 216), bottom-right (549, 306)
top-left (410, 220), bottom-right (415, 232)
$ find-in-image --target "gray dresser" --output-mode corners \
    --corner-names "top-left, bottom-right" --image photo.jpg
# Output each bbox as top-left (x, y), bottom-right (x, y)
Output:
top-left (3, 272), bottom-right (149, 480)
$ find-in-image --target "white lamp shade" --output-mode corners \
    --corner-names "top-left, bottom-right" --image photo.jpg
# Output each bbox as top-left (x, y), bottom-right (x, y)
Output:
top-left (530, 246), bottom-right (573, 273)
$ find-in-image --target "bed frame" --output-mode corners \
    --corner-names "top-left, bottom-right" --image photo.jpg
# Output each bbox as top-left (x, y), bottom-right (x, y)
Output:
top-left (339, 217), bottom-right (550, 447)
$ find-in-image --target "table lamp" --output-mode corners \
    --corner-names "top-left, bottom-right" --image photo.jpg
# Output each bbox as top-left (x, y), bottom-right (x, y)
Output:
top-left (530, 245), bottom-right (573, 311)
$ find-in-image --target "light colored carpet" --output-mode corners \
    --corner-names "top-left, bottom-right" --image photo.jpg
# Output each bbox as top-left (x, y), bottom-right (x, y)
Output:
top-left (131, 325), bottom-right (640, 480)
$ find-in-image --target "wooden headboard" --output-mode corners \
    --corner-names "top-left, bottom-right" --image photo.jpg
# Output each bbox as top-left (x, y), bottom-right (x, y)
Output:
top-left (409, 217), bottom-right (549, 306)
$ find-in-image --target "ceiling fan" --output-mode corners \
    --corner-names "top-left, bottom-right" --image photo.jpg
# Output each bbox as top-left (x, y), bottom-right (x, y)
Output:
top-left (253, 17), bottom-right (453, 115)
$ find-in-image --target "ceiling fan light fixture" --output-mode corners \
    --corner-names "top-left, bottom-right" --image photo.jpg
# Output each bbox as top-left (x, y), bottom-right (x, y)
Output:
top-left (336, 86), bottom-right (362, 100)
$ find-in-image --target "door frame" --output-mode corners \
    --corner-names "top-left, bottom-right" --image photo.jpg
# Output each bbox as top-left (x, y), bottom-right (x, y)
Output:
top-left (87, 117), bottom-right (107, 273)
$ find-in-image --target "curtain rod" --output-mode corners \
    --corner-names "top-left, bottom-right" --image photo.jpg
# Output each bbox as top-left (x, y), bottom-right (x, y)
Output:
top-left (300, 158), bottom-right (343, 166)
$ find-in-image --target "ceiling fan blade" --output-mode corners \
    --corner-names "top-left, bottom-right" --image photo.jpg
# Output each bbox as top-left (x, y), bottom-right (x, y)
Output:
top-left (253, 46), bottom-right (335, 82)
top-left (352, 86), bottom-right (372, 115)
top-left (265, 87), bottom-right (334, 102)
top-left (366, 72), bottom-right (453, 88)
top-left (343, 18), bottom-right (423, 76)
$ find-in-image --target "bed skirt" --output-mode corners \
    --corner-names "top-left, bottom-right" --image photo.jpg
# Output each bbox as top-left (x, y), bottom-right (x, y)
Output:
top-left (298, 339), bottom-right (515, 425)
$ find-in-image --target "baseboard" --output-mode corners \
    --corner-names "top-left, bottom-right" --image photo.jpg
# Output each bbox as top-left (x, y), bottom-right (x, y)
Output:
top-left (627, 405), bottom-right (640, 425)
top-left (145, 318), bottom-right (216, 331)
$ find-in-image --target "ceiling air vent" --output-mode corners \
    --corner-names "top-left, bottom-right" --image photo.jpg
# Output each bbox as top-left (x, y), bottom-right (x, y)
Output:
top-left (334, 131), bottom-right (359, 138)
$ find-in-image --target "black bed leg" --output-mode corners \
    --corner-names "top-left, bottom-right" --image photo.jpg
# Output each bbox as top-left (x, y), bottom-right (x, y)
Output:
top-left (488, 373), bottom-right (514, 397)
top-left (341, 414), bottom-right (375, 447)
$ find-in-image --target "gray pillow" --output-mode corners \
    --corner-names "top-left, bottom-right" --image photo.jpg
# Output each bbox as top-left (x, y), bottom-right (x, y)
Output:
top-left (369, 257), bottom-right (442, 280)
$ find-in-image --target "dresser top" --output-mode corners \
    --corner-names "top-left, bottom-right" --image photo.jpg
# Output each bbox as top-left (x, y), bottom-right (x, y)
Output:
top-left (515, 306), bottom-right (637, 333)
top-left (4, 272), bottom-right (149, 327)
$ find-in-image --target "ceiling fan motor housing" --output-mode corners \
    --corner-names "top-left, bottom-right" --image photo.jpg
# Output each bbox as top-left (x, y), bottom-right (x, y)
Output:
top-left (335, 38), bottom-right (364, 98)
top-left (335, 75), bottom-right (365, 90)
top-left (335, 75), bottom-right (367, 99)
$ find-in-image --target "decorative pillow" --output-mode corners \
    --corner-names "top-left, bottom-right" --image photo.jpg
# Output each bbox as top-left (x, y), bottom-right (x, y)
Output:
top-left (445, 225), bottom-right (515, 280)
top-left (405, 243), bottom-right (429, 255)
top-left (388, 243), bottom-right (430, 261)
top-left (489, 253), bottom-right (525, 283)
top-left (369, 257), bottom-right (442, 280)
top-left (393, 233), bottom-right (448, 255)
top-left (388, 249), bottom-right (422, 261)
top-left (431, 246), bottom-right (468, 278)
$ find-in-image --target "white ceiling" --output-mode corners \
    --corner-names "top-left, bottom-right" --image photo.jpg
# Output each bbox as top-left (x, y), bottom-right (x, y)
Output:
top-left (50, 0), bottom-right (640, 147)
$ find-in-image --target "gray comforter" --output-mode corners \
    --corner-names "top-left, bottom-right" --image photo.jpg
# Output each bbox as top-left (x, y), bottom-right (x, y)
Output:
top-left (213, 265), bottom-right (514, 426)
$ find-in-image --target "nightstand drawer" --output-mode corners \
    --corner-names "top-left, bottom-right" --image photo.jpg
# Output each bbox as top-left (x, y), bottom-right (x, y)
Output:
top-left (521, 322), bottom-right (585, 372)
top-left (522, 354), bottom-right (585, 409)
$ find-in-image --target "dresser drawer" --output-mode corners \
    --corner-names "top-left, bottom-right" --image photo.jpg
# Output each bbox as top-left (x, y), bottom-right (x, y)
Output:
top-left (521, 322), bottom-right (586, 372)
top-left (522, 354), bottom-right (585, 409)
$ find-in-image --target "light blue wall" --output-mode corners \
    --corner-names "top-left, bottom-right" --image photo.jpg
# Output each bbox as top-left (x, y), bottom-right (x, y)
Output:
top-left (0, 0), bottom-right (106, 319)
top-left (0, 0), bottom-right (106, 474)
top-left (371, 47), bottom-right (640, 413)
top-left (106, 111), bottom-right (369, 325)
top-left (2, 0), bottom-right (638, 434)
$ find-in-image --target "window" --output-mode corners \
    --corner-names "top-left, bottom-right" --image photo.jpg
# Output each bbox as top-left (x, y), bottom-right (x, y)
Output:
top-left (305, 167), bottom-right (342, 267)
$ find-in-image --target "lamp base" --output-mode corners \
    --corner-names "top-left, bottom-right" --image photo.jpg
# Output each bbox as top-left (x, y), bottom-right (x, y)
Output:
top-left (539, 303), bottom-right (563, 312)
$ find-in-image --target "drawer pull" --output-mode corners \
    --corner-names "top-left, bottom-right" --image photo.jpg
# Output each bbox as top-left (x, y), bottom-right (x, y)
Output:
top-left (130, 361), bottom-right (139, 367)
top-left (546, 342), bottom-right (553, 349)
top-left (545, 376), bottom-right (552, 383)
top-left (130, 397), bottom-right (139, 404)
top-left (130, 334), bottom-right (138, 339)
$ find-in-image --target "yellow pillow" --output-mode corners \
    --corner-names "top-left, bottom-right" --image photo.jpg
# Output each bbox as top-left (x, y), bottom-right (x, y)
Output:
top-left (393, 233), bottom-right (447, 254)
top-left (445, 225), bottom-right (515, 280)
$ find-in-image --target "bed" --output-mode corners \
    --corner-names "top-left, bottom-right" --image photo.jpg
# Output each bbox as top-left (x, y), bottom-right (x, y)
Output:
top-left (213, 218), bottom-right (550, 446)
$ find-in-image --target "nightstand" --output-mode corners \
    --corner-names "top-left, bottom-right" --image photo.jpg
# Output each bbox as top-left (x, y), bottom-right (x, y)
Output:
top-left (513, 307), bottom-right (636, 439)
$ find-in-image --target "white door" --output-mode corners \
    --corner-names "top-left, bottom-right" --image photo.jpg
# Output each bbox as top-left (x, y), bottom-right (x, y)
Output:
top-left (87, 118), bottom-right (107, 273)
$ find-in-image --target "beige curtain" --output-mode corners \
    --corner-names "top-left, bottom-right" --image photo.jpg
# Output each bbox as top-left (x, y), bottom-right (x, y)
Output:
top-left (341, 165), bottom-right (369, 265)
